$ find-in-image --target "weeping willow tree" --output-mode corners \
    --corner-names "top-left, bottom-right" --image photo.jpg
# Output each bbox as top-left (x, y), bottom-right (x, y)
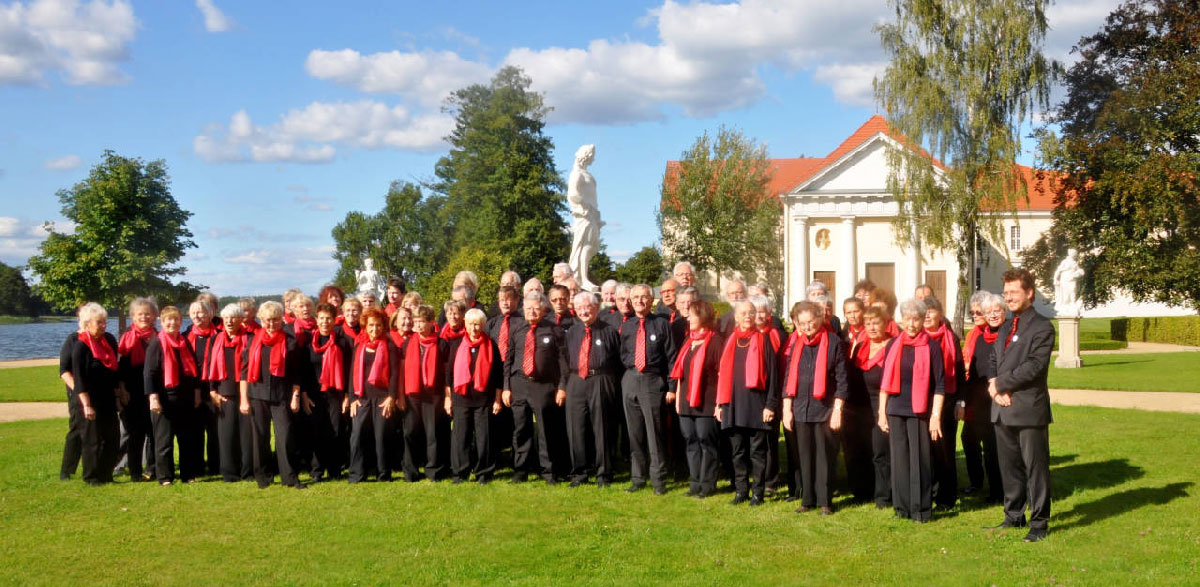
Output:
top-left (874, 0), bottom-right (1056, 328)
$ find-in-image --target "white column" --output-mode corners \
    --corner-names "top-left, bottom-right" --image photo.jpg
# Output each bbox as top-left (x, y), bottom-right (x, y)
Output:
top-left (839, 216), bottom-right (857, 305)
top-left (905, 220), bottom-right (921, 299)
top-left (791, 215), bottom-right (809, 312)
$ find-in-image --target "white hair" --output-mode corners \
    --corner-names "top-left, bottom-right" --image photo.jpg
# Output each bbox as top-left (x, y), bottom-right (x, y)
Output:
top-left (672, 261), bottom-right (694, 274)
top-left (980, 292), bottom-right (1006, 311)
top-left (464, 308), bottom-right (487, 325)
top-left (128, 297), bottom-right (158, 316)
top-left (573, 291), bottom-right (598, 308)
top-left (553, 262), bottom-right (572, 277)
top-left (898, 298), bottom-right (929, 320)
top-left (523, 278), bottom-right (544, 294)
top-left (77, 302), bottom-right (107, 330)
top-left (749, 295), bottom-right (772, 314)
top-left (188, 300), bottom-right (213, 315)
top-left (805, 281), bottom-right (828, 297)
top-left (600, 279), bottom-right (618, 292)
top-left (258, 300), bottom-right (285, 319)
top-left (219, 303), bottom-right (245, 320)
top-left (523, 291), bottom-right (547, 306)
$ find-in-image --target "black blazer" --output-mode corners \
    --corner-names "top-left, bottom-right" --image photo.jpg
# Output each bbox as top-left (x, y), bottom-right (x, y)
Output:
top-left (989, 306), bottom-right (1055, 426)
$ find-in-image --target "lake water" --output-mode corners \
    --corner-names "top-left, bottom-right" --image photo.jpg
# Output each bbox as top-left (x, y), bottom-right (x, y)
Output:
top-left (0, 319), bottom-right (194, 362)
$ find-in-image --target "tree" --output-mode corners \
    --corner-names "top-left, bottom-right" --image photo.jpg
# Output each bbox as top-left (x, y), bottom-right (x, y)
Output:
top-left (1032, 0), bottom-right (1200, 309)
top-left (615, 246), bottom-right (666, 285)
top-left (657, 126), bottom-right (781, 292)
top-left (874, 0), bottom-right (1056, 328)
top-left (587, 247), bottom-right (616, 285)
top-left (420, 245), bottom-right (510, 308)
top-left (331, 181), bottom-right (447, 292)
top-left (0, 262), bottom-right (33, 316)
top-left (27, 151), bottom-right (198, 329)
top-left (433, 66), bottom-right (569, 282)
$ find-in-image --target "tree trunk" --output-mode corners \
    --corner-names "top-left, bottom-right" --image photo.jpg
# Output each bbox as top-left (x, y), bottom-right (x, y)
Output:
top-left (953, 223), bottom-right (975, 337)
top-left (118, 308), bottom-right (127, 334)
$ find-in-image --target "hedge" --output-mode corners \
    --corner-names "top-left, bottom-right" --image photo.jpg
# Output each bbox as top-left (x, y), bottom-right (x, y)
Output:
top-left (1110, 316), bottom-right (1200, 346)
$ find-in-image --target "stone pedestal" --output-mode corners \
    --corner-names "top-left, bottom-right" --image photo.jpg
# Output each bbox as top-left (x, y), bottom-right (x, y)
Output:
top-left (1055, 316), bottom-right (1083, 369)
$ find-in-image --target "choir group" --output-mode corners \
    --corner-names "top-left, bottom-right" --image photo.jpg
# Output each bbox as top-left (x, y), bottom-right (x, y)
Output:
top-left (55, 260), bottom-right (1054, 540)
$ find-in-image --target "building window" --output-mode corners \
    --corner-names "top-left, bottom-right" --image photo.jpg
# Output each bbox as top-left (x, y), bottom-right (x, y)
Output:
top-left (1010, 225), bottom-right (1022, 252)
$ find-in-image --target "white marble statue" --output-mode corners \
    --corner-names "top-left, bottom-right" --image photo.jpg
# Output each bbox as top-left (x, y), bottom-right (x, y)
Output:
top-left (355, 257), bottom-right (386, 301)
top-left (567, 144), bottom-right (603, 292)
top-left (1053, 248), bottom-right (1085, 316)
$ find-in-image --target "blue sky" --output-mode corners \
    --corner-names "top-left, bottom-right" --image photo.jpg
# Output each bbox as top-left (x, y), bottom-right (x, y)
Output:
top-left (0, 0), bottom-right (1119, 296)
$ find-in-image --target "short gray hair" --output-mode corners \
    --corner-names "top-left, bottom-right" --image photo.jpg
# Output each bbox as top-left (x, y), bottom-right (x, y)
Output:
top-left (189, 300), bottom-right (214, 315)
top-left (219, 303), bottom-right (245, 320)
top-left (672, 261), bottom-right (694, 274)
top-left (453, 284), bottom-right (476, 301)
top-left (258, 300), bottom-right (285, 319)
top-left (464, 308), bottom-right (487, 325)
top-left (980, 292), bottom-right (1006, 312)
top-left (78, 302), bottom-right (107, 330)
top-left (128, 297), bottom-right (158, 316)
top-left (600, 279), bottom-right (618, 291)
top-left (805, 281), bottom-right (828, 297)
top-left (523, 291), bottom-right (547, 306)
top-left (898, 298), bottom-right (929, 320)
top-left (749, 295), bottom-right (772, 314)
top-left (677, 286), bottom-right (699, 300)
top-left (968, 290), bottom-right (990, 309)
top-left (615, 282), bottom-right (633, 296)
top-left (573, 291), bottom-right (598, 308)
top-left (553, 262), bottom-right (572, 277)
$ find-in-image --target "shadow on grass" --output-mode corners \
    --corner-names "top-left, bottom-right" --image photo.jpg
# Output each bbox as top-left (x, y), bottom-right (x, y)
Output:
top-left (1053, 458), bottom-right (1144, 497)
top-left (1056, 482), bottom-right (1193, 532)
top-left (1049, 453), bottom-right (1078, 466)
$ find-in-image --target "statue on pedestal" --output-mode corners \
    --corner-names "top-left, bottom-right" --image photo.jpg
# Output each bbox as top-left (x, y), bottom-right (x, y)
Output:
top-left (355, 257), bottom-right (386, 301)
top-left (1053, 248), bottom-right (1085, 317)
top-left (567, 144), bottom-right (603, 292)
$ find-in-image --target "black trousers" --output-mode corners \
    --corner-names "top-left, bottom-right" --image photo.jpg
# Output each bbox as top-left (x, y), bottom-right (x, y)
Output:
top-left (452, 397), bottom-right (493, 481)
top-left (783, 425), bottom-right (800, 498)
top-left (349, 393), bottom-right (395, 482)
top-left (510, 378), bottom-right (568, 480)
top-left (151, 393), bottom-right (197, 483)
top-left (566, 374), bottom-right (618, 483)
top-left (726, 426), bottom-right (768, 498)
top-left (192, 398), bottom-right (220, 477)
top-left (962, 402), bottom-right (1003, 501)
top-left (840, 402), bottom-right (876, 502)
top-left (250, 398), bottom-right (300, 487)
top-left (402, 392), bottom-right (449, 481)
top-left (679, 415), bottom-right (720, 494)
top-left (61, 388), bottom-right (83, 478)
top-left (118, 391), bottom-right (153, 477)
top-left (764, 418), bottom-right (782, 491)
top-left (80, 408), bottom-right (119, 485)
top-left (932, 400), bottom-right (959, 507)
top-left (795, 420), bottom-right (837, 508)
top-left (889, 415), bottom-right (932, 522)
top-left (995, 422), bottom-right (1051, 530)
top-left (215, 395), bottom-right (253, 482)
top-left (869, 395), bottom-right (892, 507)
top-left (621, 371), bottom-right (668, 489)
top-left (309, 391), bottom-right (346, 479)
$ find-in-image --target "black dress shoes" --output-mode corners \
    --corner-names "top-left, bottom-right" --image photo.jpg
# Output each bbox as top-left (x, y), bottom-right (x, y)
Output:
top-left (729, 494), bottom-right (749, 505)
top-left (596, 479), bottom-right (611, 489)
top-left (749, 496), bottom-right (764, 506)
top-left (625, 482), bottom-right (645, 493)
top-left (653, 486), bottom-right (667, 496)
top-left (784, 495), bottom-right (800, 503)
top-left (1023, 529), bottom-right (1048, 542)
top-left (568, 480), bottom-right (584, 488)
top-left (984, 519), bottom-right (1027, 530)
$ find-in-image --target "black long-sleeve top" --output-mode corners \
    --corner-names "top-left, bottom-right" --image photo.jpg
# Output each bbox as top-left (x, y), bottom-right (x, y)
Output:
top-left (503, 319), bottom-right (568, 389)
top-left (143, 335), bottom-right (199, 397)
top-left (787, 335), bottom-right (849, 422)
top-left (71, 333), bottom-right (120, 412)
top-left (551, 312), bottom-right (576, 338)
top-left (118, 331), bottom-right (152, 396)
top-left (720, 338), bottom-right (780, 430)
top-left (617, 313), bottom-right (677, 378)
top-left (350, 339), bottom-right (401, 399)
top-left (857, 339), bottom-right (897, 407)
top-left (284, 323), bottom-right (317, 394)
top-left (602, 310), bottom-right (634, 329)
top-left (59, 333), bottom-right (75, 376)
top-left (965, 326), bottom-right (1000, 405)
top-left (401, 336), bottom-right (450, 397)
top-left (308, 331), bottom-right (355, 395)
top-left (885, 342), bottom-right (946, 418)
top-left (246, 332), bottom-right (300, 403)
top-left (211, 336), bottom-right (248, 398)
top-left (445, 335), bottom-right (502, 407)
top-left (672, 332), bottom-right (724, 418)
top-left (560, 319), bottom-right (622, 388)
top-left (183, 325), bottom-right (218, 388)
top-left (485, 311), bottom-right (525, 362)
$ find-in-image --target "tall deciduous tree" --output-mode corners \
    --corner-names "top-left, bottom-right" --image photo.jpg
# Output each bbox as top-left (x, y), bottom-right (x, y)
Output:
top-left (1033, 0), bottom-right (1200, 309)
top-left (331, 181), bottom-right (446, 292)
top-left (0, 262), bottom-right (33, 316)
top-left (615, 246), bottom-right (666, 286)
top-left (875, 0), bottom-right (1055, 326)
top-left (28, 151), bottom-right (197, 329)
top-left (657, 126), bottom-right (780, 291)
top-left (433, 66), bottom-right (568, 282)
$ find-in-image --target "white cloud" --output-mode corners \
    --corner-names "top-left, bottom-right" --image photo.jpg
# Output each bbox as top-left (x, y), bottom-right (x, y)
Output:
top-left (194, 102), bottom-right (452, 164)
top-left (43, 153), bottom-right (81, 170)
top-left (0, 0), bottom-right (138, 86)
top-left (0, 216), bottom-right (74, 265)
top-left (812, 61), bottom-right (885, 108)
top-left (188, 245), bottom-right (336, 295)
top-left (195, 0), bottom-right (233, 33)
top-left (305, 48), bottom-right (492, 107)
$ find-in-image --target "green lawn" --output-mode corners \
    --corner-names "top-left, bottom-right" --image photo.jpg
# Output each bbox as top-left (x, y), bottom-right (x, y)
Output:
top-left (0, 406), bottom-right (1196, 584)
top-left (1052, 317), bottom-right (1128, 351)
top-left (1049, 352), bottom-right (1200, 393)
top-left (0, 365), bottom-right (62, 402)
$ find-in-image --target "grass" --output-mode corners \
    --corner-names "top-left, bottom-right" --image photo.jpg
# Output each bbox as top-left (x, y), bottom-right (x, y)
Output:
top-left (0, 365), bottom-right (63, 402)
top-left (0, 406), bottom-right (1197, 584)
top-left (1052, 317), bottom-right (1128, 351)
top-left (1049, 352), bottom-right (1200, 393)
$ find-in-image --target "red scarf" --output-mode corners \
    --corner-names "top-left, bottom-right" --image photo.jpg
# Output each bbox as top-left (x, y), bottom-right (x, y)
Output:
top-left (962, 325), bottom-right (998, 380)
top-left (284, 314), bottom-right (295, 324)
top-left (81, 331), bottom-right (118, 371)
top-left (716, 328), bottom-right (765, 405)
top-left (247, 328), bottom-right (287, 383)
top-left (118, 325), bottom-right (155, 366)
top-left (292, 317), bottom-right (316, 338)
top-left (158, 331), bottom-right (197, 389)
top-left (440, 325), bottom-right (465, 341)
top-left (925, 323), bottom-right (958, 395)
top-left (783, 328), bottom-right (830, 399)
top-left (352, 337), bottom-right (390, 397)
top-left (403, 333), bottom-right (440, 395)
top-left (887, 321), bottom-right (900, 338)
top-left (335, 315), bottom-right (345, 326)
top-left (186, 322), bottom-right (215, 350)
top-left (881, 331), bottom-right (932, 414)
top-left (389, 329), bottom-right (408, 348)
top-left (761, 326), bottom-right (782, 352)
top-left (853, 336), bottom-right (891, 371)
top-left (846, 325), bottom-right (867, 358)
top-left (670, 329), bottom-right (713, 408)
top-left (206, 330), bottom-right (246, 382)
top-left (243, 319), bottom-right (260, 334)
top-left (341, 323), bottom-right (366, 345)
top-left (385, 303), bottom-right (398, 318)
top-left (313, 333), bottom-right (345, 392)
top-left (452, 335), bottom-right (494, 396)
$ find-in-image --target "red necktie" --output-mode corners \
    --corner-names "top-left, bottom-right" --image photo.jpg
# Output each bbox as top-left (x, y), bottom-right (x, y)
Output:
top-left (578, 326), bottom-right (591, 378)
top-left (1005, 316), bottom-right (1020, 349)
top-left (635, 317), bottom-right (646, 372)
top-left (522, 327), bottom-right (536, 377)
top-left (498, 315), bottom-right (510, 361)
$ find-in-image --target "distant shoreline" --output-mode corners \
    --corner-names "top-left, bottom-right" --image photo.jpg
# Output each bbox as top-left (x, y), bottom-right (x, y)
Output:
top-left (0, 316), bottom-right (75, 325)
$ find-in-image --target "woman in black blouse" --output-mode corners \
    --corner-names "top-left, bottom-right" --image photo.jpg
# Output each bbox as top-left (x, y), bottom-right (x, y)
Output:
top-left (144, 305), bottom-right (201, 485)
top-left (781, 301), bottom-right (847, 515)
top-left (348, 307), bottom-right (401, 483)
top-left (960, 292), bottom-right (1005, 503)
top-left (71, 303), bottom-right (121, 485)
top-left (446, 308), bottom-right (502, 484)
top-left (245, 301), bottom-right (306, 490)
top-left (670, 299), bottom-right (724, 498)
top-left (309, 302), bottom-right (353, 481)
top-left (715, 301), bottom-right (779, 506)
top-left (207, 303), bottom-right (253, 482)
top-left (853, 306), bottom-right (896, 509)
top-left (878, 299), bottom-right (946, 522)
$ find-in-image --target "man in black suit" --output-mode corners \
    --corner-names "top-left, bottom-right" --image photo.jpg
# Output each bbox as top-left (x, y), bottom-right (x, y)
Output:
top-left (988, 268), bottom-right (1055, 542)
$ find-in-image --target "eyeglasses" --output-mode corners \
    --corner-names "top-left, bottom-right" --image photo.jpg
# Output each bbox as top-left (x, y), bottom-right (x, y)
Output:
top-left (660, 289), bottom-right (676, 294)
top-left (970, 311), bottom-right (984, 317)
